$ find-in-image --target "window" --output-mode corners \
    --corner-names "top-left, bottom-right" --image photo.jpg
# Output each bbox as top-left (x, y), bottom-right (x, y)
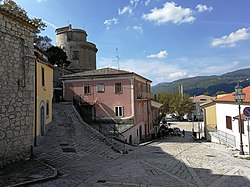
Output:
top-left (226, 116), bottom-right (232, 130)
top-left (144, 103), bottom-right (147, 114)
top-left (138, 102), bottom-right (141, 115)
top-left (73, 51), bottom-right (79, 60)
top-left (115, 83), bottom-right (122, 94)
top-left (143, 84), bottom-right (146, 93)
top-left (46, 101), bottom-right (49, 117)
top-left (115, 106), bottom-right (123, 117)
top-left (84, 84), bottom-right (90, 95)
top-left (146, 84), bottom-right (150, 93)
top-left (97, 83), bottom-right (105, 92)
top-left (41, 67), bottom-right (45, 87)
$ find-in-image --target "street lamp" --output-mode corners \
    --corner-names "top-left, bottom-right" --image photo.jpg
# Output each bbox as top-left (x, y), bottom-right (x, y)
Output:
top-left (233, 83), bottom-right (246, 155)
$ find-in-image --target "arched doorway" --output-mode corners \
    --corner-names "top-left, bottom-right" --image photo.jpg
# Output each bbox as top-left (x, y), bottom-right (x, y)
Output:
top-left (40, 106), bottom-right (45, 136)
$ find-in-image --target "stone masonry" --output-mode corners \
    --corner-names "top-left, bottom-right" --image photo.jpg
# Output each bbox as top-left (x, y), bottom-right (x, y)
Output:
top-left (56, 24), bottom-right (98, 72)
top-left (0, 8), bottom-right (36, 168)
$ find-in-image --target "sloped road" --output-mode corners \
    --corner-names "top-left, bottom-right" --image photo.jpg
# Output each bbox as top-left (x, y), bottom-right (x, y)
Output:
top-left (31, 103), bottom-right (250, 187)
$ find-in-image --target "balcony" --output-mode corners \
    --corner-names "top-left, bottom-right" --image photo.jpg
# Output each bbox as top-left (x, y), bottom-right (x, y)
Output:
top-left (137, 92), bottom-right (151, 100)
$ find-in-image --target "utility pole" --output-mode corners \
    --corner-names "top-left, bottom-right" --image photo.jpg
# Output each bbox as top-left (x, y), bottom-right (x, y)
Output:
top-left (116, 48), bottom-right (120, 70)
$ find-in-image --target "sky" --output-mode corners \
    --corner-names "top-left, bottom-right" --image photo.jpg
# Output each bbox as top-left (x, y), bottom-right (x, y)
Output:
top-left (13, 0), bottom-right (250, 85)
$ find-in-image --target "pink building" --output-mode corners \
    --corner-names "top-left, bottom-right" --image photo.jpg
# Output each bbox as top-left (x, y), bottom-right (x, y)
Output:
top-left (61, 68), bottom-right (153, 144)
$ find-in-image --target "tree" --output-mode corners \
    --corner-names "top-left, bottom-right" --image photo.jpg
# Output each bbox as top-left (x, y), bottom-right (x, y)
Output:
top-left (216, 90), bottom-right (226, 96)
top-left (0, 0), bottom-right (28, 19)
top-left (46, 46), bottom-right (71, 68)
top-left (0, 0), bottom-right (52, 50)
top-left (203, 92), bottom-right (210, 96)
top-left (157, 92), bottom-right (192, 117)
top-left (34, 36), bottom-right (53, 51)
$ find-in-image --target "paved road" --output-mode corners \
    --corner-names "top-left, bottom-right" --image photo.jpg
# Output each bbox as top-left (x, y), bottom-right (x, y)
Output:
top-left (32, 103), bottom-right (250, 187)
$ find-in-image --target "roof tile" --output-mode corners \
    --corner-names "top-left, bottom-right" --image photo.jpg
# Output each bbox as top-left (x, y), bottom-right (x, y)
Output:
top-left (215, 86), bottom-right (250, 103)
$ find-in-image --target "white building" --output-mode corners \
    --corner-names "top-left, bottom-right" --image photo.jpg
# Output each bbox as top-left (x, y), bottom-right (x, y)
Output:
top-left (214, 86), bottom-right (250, 152)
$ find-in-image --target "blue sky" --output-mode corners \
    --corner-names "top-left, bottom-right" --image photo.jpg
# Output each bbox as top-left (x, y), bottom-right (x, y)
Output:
top-left (14, 0), bottom-right (250, 85)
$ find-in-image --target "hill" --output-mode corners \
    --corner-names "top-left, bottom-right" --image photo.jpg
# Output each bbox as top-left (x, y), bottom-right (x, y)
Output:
top-left (152, 68), bottom-right (250, 96)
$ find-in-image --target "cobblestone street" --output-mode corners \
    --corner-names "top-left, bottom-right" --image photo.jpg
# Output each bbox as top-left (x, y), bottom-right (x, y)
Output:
top-left (27, 103), bottom-right (250, 186)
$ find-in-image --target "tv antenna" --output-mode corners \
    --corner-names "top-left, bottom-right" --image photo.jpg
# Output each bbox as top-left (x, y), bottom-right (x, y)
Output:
top-left (115, 48), bottom-right (120, 70)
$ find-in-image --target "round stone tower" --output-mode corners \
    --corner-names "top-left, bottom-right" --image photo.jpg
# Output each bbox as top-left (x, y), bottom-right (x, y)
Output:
top-left (55, 24), bottom-right (98, 72)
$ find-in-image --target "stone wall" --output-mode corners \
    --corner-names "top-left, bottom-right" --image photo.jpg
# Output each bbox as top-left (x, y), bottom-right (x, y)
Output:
top-left (0, 9), bottom-right (36, 168)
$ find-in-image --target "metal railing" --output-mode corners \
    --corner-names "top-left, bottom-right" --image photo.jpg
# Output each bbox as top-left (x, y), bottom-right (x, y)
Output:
top-left (207, 126), bottom-right (236, 147)
top-left (73, 97), bottom-right (128, 153)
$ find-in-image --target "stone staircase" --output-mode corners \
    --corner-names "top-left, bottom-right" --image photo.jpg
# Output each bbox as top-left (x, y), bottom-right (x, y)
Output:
top-left (49, 102), bottom-right (132, 154)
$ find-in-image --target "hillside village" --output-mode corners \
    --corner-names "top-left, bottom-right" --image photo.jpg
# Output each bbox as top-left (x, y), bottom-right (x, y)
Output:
top-left (1, 2), bottom-right (250, 187)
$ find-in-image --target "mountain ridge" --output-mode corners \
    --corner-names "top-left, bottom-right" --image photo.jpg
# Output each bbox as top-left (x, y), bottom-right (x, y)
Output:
top-left (152, 68), bottom-right (250, 96)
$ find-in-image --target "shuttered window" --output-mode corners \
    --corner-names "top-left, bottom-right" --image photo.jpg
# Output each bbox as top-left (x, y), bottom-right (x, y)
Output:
top-left (226, 116), bottom-right (232, 130)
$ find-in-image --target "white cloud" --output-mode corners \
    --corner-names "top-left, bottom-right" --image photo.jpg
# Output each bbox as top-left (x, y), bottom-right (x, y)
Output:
top-left (118, 6), bottom-right (133, 15)
top-left (142, 2), bottom-right (195, 25)
top-left (130, 0), bottom-right (140, 8)
top-left (97, 55), bottom-right (249, 85)
top-left (196, 4), bottom-right (213, 12)
top-left (169, 71), bottom-right (188, 79)
top-left (103, 18), bottom-right (119, 30)
top-left (37, 0), bottom-right (47, 2)
top-left (211, 28), bottom-right (250, 47)
top-left (200, 61), bottom-right (240, 74)
top-left (144, 0), bottom-right (151, 6)
top-left (147, 50), bottom-right (168, 59)
top-left (97, 57), bottom-right (185, 84)
top-left (43, 20), bottom-right (57, 29)
top-left (133, 25), bottom-right (143, 33)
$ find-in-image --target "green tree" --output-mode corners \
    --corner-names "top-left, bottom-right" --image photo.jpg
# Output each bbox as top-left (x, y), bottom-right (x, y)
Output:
top-left (34, 36), bottom-right (52, 51)
top-left (0, 0), bottom-right (52, 50)
top-left (46, 46), bottom-right (71, 68)
top-left (203, 92), bottom-right (210, 96)
top-left (0, 0), bottom-right (28, 19)
top-left (216, 90), bottom-right (226, 96)
top-left (157, 92), bottom-right (192, 117)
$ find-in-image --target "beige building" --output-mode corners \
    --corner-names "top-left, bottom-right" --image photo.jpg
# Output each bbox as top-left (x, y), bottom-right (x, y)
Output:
top-left (56, 24), bottom-right (98, 72)
top-left (190, 95), bottom-right (215, 121)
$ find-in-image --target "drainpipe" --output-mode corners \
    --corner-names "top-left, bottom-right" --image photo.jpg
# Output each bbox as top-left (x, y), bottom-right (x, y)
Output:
top-left (34, 55), bottom-right (38, 146)
top-left (146, 80), bottom-right (151, 135)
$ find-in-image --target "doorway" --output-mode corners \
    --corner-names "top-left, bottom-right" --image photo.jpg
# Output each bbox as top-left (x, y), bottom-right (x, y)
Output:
top-left (40, 106), bottom-right (45, 136)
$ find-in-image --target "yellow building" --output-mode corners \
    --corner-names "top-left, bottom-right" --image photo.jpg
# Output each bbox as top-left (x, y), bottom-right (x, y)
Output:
top-left (34, 46), bottom-right (54, 145)
top-left (202, 101), bottom-right (217, 130)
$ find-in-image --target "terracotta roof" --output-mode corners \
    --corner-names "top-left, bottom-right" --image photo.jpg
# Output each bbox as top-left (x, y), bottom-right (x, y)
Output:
top-left (215, 86), bottom-right (250, 103)
top-left (63, 68), bottom-right (130, 77)
top-left (61, 68), bottom-right (152, 82)
top-left (34, 46), bottom-right (54, 69)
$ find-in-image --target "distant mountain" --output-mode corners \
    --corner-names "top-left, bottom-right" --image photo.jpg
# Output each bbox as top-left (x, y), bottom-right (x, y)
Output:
top-left (152, 68), bottom-right (250, 96)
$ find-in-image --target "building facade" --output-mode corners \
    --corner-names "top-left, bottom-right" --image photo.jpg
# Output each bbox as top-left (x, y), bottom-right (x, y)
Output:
top-left (34, 47), bottom-right (54, 145)
top-left (61, 68), bottom-right (152, 144)
top-left (214, 86), bottom-right (250, 151)
top-left (55, 24), bottom-right (98, 73)
top-left (190, 95), bottom-right (215, 121)
top-left (0, 8), bottom-right (36, 168)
